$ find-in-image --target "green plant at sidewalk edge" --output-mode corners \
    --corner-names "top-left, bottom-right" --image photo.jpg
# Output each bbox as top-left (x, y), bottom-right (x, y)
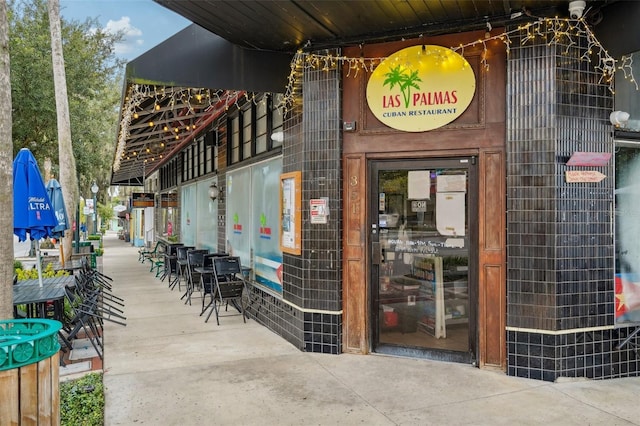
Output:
top-left (14, 263), bottom-right (70, 281)
top-left (60, 372), bottom-right (104, 426)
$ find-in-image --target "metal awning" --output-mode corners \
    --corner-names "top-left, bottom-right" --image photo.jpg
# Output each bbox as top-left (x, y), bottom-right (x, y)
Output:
top-left (154, 0), bottom-right (622, 52)
top-left (114, 0), bottom-right (635, 185)
top-left (111, 25), bottom-right (292, 186)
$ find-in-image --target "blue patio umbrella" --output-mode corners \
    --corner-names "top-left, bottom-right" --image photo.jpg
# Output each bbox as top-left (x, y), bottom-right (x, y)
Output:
top-left (46, 178), bottom-right (69, 237)
top-left (13, 148), bottom-right (58, 286)
top-left (46, 178), bottom-right (70, 267)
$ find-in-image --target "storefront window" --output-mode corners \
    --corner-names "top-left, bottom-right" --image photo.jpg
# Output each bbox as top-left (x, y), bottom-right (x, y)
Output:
top-left (251, 158), bottom-right (283, 292)
top-left (165, 208), bottom-right (174, 236)
top-left (243, 107), bottom-right (252, 159)
top-left (159, 192), bottom-right (178, 239)
top-left (195, 179), bottom-right (218, 251)
top-left (614, 51), bottom-right (640, 132)
top-left (198, 137), bottom-right (206, 176)
top-left (226, 167), bottom-right (251, 266)
top-left (229, 95), bottom-right (283, 166)
top-left (256, 100), bottom-right (268, 154)
top-left (272, 94), bottom-right (284, 149)
top-left (231, 117), bottom-right (240, 163)
top-left (227, 157), bottom-right (283, 293)
top-left (181, 183), bottom-right (196, 247)
top-left (161, 206), bottom-right (174, 237)
top-left (615, 141), bottom-right (640, 324)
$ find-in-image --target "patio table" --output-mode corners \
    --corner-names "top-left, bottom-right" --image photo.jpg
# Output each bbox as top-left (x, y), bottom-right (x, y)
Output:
top-left (13, 275), bottom-right (74, 322)
top-left (47, 259), bottom-right (85, 274)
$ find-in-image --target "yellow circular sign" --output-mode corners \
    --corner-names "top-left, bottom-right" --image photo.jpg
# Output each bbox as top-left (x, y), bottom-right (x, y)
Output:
top-left (366, 45), bottom-right (476, 132)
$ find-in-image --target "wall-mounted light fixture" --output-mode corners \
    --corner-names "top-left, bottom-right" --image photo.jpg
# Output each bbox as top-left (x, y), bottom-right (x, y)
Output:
top-left (208, 183), bottom-right (221, 201)
top-left (610, 110), bottom-right (630, 127)
top-left (271, 131), bottom-right (284, 143)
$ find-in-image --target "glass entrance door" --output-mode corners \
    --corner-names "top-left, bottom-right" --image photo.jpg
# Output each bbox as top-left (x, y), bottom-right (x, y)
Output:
top-left (371, 158), bottom-right (476, 362)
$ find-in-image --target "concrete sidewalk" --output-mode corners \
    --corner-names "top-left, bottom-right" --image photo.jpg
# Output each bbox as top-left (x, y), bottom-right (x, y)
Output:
top-left (101, 232), bottom-right (640, 425)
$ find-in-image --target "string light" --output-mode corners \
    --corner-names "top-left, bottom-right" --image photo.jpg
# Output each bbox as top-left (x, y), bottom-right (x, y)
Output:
top-left (113, 86), bottom-right (262, 171)
top-left (114, 16), bottom-right (636, 173)
top-left (618, 54), bottom-right (638, 91)
top-left (281, 16), bottom-right (632, 110)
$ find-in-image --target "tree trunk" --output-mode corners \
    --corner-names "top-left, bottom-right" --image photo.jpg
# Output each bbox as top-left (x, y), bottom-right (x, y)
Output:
top-left (0, 0), bottom-right (13, 319)
top-left (48, 0), bottom-right (78, 264)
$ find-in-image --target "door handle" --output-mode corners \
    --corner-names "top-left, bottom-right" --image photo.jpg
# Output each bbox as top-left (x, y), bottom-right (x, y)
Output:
top-left (372, 242), bottom-right (386, 265)
top-left (372, 242), bottom-right (381, 265)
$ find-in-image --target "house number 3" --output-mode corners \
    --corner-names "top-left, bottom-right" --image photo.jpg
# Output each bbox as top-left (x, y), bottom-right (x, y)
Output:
top-left (350, 176), bottom-right (358, 186)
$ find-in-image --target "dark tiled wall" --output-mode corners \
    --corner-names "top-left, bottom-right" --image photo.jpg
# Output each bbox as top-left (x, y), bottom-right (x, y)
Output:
top-left (506, 26), bottom-right (639, 380)
top-left (247, 52), bottom-right (343, 355)
top-left (246, 285), bottom-right (342, 355)
top-left (508, 329), bottom-right (640, 380)
top-left (298, 61), bottom-right (342, 313)
top-left (507, 30), bottom-right (613, 331)
top-left (246, 285), bottom-right (305, 350)
top-left (216, 123), bottom-right (227, 253)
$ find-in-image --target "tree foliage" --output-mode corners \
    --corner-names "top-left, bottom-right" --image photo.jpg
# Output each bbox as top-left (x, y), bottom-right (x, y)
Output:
top-left (9, 0), bottom-right (124, 194)
top-left (97, 201), bottom-right (114, 224)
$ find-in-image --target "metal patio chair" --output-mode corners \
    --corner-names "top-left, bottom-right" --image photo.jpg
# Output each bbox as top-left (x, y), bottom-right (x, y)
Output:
top-left (174, 245), bottom-right (195, 292)
top-left (204, 256), bottom-right (248, 325)
top-left (184, 249), bottom-right (209, 305)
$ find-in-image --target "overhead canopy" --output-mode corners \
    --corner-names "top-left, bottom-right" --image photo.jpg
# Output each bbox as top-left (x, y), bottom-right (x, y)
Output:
top-left (154, 0), bottom-right (628, 53)
top-left (111, 24), bottom-right (292, 186)
top-left (115, 0), bottom-right (637, 186)
top-left (125, 24), bottom-right (292, 93)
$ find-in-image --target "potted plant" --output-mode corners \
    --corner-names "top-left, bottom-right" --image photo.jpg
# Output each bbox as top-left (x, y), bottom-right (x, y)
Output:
top-left (87, 234), bottom-right (102, 252)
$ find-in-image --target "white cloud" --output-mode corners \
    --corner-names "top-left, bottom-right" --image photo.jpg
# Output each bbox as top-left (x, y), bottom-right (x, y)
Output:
top-left (104, 16), bottom-right (144, 57)
top-left (105, 16), bottom-right (142, 38)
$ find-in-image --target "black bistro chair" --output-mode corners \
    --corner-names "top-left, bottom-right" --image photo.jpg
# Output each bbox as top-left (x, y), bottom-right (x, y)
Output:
top-left (199, 253), bottom-right (228, 317)
top-left (173, 245), bottom-right (195, 292)
top-left (203, 256), bottom-right (248, 325)
top-left (184, 249), bottom-right (209, 305)
top-left (164, 243), bottom-right (184, 287)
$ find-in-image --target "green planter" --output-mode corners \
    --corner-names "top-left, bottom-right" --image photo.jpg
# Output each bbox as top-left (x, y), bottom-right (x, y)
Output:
top-left (0, 319), bottom-right (61, 371)
top-left (1, 319), bottom-right (62, 425)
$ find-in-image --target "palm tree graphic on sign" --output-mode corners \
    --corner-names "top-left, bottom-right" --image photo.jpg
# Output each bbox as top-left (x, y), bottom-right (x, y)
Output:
top-left (383, 65), bottom-right (422, 108)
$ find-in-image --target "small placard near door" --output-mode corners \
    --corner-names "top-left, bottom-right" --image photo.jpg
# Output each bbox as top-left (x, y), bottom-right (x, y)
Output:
top-left (310, 197), bottom-right (329, 224)
top-left (411, 200), bottom-right (427, 212)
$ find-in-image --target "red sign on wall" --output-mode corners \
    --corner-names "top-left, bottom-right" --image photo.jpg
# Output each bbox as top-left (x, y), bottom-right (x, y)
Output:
top-left (566, 152), bottom-right (611, 167)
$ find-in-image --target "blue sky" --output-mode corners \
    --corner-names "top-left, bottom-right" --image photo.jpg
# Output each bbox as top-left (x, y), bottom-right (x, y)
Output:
top-left (60, 0), bottom-right (191, 62)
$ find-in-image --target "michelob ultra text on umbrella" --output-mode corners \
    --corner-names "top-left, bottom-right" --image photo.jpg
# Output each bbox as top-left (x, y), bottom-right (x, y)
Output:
top-left (29, 196), bottom-right (52, 214)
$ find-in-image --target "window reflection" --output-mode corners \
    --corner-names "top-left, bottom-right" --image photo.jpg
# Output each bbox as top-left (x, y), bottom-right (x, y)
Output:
top-left (615, 143), bottom-right (640, 324)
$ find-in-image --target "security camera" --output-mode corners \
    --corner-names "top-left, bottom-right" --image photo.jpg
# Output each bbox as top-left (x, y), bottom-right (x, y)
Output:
top-left (568, 1), bottom-right (586, 19)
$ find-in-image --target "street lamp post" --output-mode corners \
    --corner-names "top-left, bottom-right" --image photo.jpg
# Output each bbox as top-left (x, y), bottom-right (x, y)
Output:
top-left (91, 181), bottom-right (99, 235)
